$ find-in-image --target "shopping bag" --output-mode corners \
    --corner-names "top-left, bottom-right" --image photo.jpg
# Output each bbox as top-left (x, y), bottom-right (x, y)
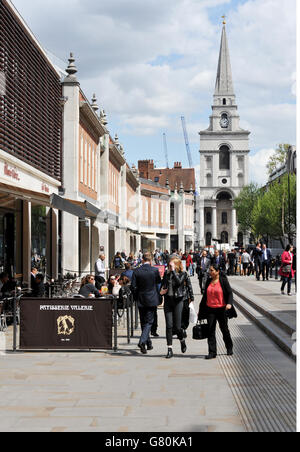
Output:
top-left (189, 302), bottom-right (198, 324)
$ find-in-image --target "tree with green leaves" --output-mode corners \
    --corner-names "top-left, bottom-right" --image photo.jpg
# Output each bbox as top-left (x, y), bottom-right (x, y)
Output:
top-left (233, 183), bottom-right (262, 236)
top-left (266, 143), bottom-right (291, 176)
top-left (252, 174), bottom-right (296, 246)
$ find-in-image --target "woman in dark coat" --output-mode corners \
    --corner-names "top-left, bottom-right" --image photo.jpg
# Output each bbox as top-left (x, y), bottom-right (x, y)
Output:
top-left (161, 258), bottom-right (194, 359)
top-left (198, 263), bottom-right (237, 360)
top-left (79, 275), bottom-right (101, 298)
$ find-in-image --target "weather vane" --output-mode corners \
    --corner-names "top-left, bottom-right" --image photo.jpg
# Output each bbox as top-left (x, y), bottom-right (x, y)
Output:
top-left (221, 15), bottom-right (226, 25)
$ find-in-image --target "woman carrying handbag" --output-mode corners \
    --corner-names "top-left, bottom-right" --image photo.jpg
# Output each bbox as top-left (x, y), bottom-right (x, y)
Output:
top-left (279, 244), bottom-right (294, 296)
top-left (198, 263), bottom-right (237, 360)
top-left (161, 258), bottom-right (192, 359)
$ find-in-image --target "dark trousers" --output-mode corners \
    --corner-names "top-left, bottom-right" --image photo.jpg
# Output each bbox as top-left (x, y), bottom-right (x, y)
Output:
top-left (255, 260), bottom-right (262, 280)
top-left (229, 262), bottom-right (235, 276)
top-left (138, 306), bottom-right (155, 346)
top-left (281, 275), bottom-right (292, 294)
top-left (207, 307), bottom-right (233, 356)
top-left (164, 296), bottom-right (184, 346)
top-left (262, 261), bottom-right (270, 280)
top-left (151, 308), bottom-right (158, 334)
top-left (198, 272), bottom-right (208, 294)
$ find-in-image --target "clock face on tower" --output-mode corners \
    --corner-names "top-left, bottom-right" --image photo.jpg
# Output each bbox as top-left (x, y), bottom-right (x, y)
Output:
top-left (220, 114), bottom-right (229, 128)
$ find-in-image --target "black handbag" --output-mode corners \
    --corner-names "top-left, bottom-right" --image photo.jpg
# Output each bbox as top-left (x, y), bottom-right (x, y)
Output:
top-left (193, 321), bottom-right (209, 340)
top-left (282, 264), bottom-right (292, 274)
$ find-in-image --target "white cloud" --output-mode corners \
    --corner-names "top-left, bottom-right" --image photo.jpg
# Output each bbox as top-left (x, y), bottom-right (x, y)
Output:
top-left (11, 0), bottom-right (296, 162)
top-left (249, 148), bottom-right (275, 185)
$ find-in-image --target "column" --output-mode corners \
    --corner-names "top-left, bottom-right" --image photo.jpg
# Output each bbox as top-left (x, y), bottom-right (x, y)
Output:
top-left (22, 201), bottom-right (31, 287)
top-left (212, 206), bottom-right (217, 240)
top-left (199, 206), bottom-right (205, 246)
top-left (231, 208), bottom-right (237, 244)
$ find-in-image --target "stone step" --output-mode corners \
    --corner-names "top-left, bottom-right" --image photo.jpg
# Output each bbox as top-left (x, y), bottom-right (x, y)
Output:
top-left (233, 293), bottom-right (295, 361)
top-left (231, 287), bottom-right (295, 336)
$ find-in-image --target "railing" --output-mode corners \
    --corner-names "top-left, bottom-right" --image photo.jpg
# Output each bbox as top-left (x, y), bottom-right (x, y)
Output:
top-left (1, 291), bottom-right (140, 353)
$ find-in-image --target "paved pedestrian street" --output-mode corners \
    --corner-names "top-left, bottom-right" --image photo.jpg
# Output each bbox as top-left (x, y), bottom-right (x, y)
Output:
top-left (0, 277), bottom-right (296, 433)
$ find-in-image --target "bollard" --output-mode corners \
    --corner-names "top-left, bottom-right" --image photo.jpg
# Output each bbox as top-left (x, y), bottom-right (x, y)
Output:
top-left (126, 298), bottom-right (130, 345)
top-left (13, 296), bottom-right (17, 352)
top-left (113, 297), bottom-right (118, 352)
top-left (130, 302), bottom-right (134, 338)
top-left (135, 300), bottom-right (139, 330)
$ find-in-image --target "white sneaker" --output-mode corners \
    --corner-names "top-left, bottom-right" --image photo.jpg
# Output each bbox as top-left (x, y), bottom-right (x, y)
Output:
top-left (288, 293), bottom-right (292, 296)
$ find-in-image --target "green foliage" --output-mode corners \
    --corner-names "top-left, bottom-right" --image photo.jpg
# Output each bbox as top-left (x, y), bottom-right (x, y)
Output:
top-left (233, 183), bottom-right (262, 234)
top-left (235, 175), bottom-right (296, 244)
top-left (253, 174), bottom-right (296, 243)
top-left (266, 144), bottom-right (291, 176)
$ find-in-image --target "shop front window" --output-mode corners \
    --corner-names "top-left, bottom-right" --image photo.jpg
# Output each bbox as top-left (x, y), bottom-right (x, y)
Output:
top-left (0, 195), bottom-right (22, 278)
top-left (31, 205), bottom-right (47, 275)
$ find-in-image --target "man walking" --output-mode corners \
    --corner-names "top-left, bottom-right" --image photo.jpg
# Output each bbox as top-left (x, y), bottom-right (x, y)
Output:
top-left (95, 254), bottom-right (106, 290)
top-left (227, 250), bottom-right (235, 276)
top-left (197, 250), bottom-right (211, 294)
top-left (252, 243), bottom-right (263, 281)
top-left (211, 250), bottom-right (226, 272)
top-left (261, 244), bottom-right (272, 281)
top-left (131, 253), bottom-right (162, 354)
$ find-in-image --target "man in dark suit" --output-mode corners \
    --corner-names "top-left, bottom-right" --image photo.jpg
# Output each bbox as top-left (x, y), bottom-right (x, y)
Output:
top-left (252, 243), bottom-right (263, 281)
top-left (211, 250), bottom-right (226, 272)
top-left (227, 250), bottom-right (235, 276)
top-left (131, 253), bottom-right (162, 354)
top-left (261, 244), bottom-right (272, 281)
top-left (197, 250), bottom-right (211, 294)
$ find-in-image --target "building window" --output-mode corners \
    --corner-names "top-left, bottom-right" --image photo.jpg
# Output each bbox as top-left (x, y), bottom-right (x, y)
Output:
top-left (170, 203), bottom-right (175, 226)
top-left (206, 157), bottom-right (212, 169)
top-left (238, 156), bottom-right (244, 170)
top-left (238, 173), bottom-right (244, 187)
top-left (238, 232), bottom-right (243, 246)
top-left (222, 212), bottom-right (228, 224)
top-left (221, 231), bottom-right (229, 243)
top-left (206, 174), bottom-right (212, 187)
top-left (223, 98), bottom-right (226, 105)
top-left (206, 232), bottom-right (212, 246)
top-left (219, 145), bottom-right (230, 170)
top-left (154, 177), bottom-right (159, 183)
top-left (206, 212), bottom-right (212, 224)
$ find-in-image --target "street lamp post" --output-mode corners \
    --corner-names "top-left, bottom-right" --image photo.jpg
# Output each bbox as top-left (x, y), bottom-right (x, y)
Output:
top-left (286, 146), bottom-right (296, 245)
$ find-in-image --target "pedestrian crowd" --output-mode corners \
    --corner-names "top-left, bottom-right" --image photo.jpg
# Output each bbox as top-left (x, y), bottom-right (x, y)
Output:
top-left (2, 243), bottom-right (295, 359)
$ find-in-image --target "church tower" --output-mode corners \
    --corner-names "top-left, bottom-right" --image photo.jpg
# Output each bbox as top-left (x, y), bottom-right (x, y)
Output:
top-left (198, 21), bottom-right (250, 248)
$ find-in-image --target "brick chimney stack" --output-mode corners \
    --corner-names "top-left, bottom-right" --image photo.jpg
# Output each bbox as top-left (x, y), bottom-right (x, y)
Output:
top-left (138, 160), bottom-right (154, 179)
top-left (174, 162), bottom-right (182, 169)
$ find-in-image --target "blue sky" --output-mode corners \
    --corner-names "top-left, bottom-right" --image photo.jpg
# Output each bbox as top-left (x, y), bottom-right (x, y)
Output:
top-left (12, 0), bottom-right (297, 185)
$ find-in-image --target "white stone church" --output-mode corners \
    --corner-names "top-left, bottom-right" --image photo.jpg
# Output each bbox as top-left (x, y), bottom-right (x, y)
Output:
top-left (196, 22), bottom-right (250, 248)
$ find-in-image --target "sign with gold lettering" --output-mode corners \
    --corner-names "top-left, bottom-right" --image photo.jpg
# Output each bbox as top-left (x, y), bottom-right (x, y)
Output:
top-left (20, 299), bottom-right (113, 350)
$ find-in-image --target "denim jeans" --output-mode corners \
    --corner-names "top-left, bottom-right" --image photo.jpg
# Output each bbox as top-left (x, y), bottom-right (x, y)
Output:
top-left (281, 275), bottom-right (292, 294)
top-left (164, 296), bottom-right (184, 346)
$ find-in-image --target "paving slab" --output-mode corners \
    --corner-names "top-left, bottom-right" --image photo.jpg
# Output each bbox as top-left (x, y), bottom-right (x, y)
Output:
top-left (0, 276), bottom-right (296, 432)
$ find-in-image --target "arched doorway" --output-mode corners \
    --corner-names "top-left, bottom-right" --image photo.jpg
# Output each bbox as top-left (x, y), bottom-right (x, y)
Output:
top-left (206, 232), bottom-right (212, 246)
top-left (221, 231), bottom-right (229, 244)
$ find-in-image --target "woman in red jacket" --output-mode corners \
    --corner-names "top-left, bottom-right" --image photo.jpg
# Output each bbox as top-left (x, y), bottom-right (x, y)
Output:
top-left (186, 252), bottom-right (194, 277)
top-left (279, 244), bottom-right (294, 296)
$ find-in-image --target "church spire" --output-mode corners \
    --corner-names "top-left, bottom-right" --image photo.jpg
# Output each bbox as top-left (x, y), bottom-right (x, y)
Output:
top-left (214, 24), bottom-right (234, 96)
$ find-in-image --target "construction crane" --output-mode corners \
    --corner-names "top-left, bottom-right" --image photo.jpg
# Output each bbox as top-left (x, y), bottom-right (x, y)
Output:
top-left (181, 116), bottom-right (193, 168)
top-left (163, 133), bottom-right (169, 168)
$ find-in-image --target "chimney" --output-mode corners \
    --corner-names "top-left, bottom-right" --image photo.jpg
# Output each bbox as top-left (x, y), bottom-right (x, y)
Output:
top-left (138, 160), bottom-right (154, 179)
top-left (174, 162), bottom-right (182, 169)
